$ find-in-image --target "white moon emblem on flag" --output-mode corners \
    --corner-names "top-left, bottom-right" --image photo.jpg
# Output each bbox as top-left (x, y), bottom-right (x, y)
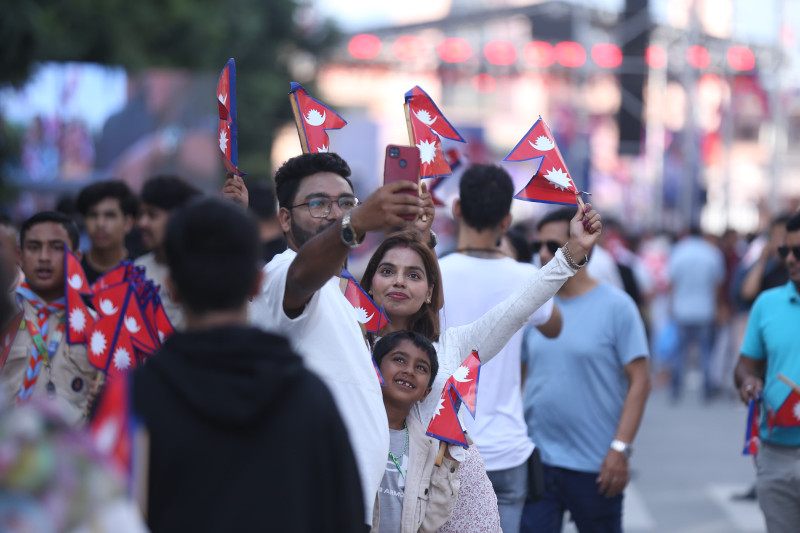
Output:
top-left (793, 401), bottom-right (800, 422)
top-left (414, 110), bottom-right (438, 126)
top-left (68, 274), bottom-right (83, 290)
top-left (453, 365), bottom-right (472, 383)
top-left (99, 299), bottom-right (118, 316)
top-left (124, 316), bottom-right (141, 334)
top-left (543, 167), bottom-right (573, 191)
top-left (69, 307), bottom-right (87, 333)
top-left (529, 136), bottom-right (555, 151)
top-left (353, 307), bottom-right (374, 324)
top-left (417, 139), bottom-right (437, 165)
top-left (304, 109), bottom-right (326, 126)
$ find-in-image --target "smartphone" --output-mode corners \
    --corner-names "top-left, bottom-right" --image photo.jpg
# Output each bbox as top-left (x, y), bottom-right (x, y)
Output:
top-left (384, 144), bottom-right (420, 196)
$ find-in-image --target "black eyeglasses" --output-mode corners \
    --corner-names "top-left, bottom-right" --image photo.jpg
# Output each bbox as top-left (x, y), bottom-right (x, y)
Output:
top-left (531, 240), bottom-right (561, 255)
top-left (777, 245), bottom-right (800, 260)
top-left (290, 195), bottom-right (359, 219)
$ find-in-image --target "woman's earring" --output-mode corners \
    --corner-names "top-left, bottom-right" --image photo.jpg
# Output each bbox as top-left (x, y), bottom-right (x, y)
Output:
top-left (426, 297), bottom-right (431, 304)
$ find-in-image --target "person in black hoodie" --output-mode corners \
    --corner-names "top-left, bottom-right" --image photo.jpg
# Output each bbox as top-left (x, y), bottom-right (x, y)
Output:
top-left (132, 196), bottom-right (364, 532)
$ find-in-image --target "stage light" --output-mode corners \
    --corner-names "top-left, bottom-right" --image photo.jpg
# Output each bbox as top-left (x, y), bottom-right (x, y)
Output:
top-left (686, 45), bottom-right (710, 69)
top-left (645, 45), bottom-right (667, 69)
top-left (555, 42), bottom-right (586, 68)
top-left (472, 73), bottom-right (497, 93)
top-left (348, 34), bottom-right (382, 60)
top-left (727, 46), bottom-right (755, 71)
top-left (438, 37), bottom-right (472, 63)
top-left (524, 41), bottom-right (555, 67)
top-left (592, 43), bottom-right (623, 69)
top-left (484, 40), bottom-right (517, 66)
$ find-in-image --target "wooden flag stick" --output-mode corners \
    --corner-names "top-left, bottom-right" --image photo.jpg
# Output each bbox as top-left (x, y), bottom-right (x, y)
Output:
top-left (434, 441), bottom-right (447, 467)
top-left (289, 93), bottom-right (310, 154)
top-left (778, 373), bottom-right (800, 394)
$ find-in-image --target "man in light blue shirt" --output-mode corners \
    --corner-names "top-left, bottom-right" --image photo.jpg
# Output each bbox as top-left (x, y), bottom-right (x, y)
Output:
top-left (735, 212), bottom-right (800, 533)
top-left (521, 208), bottom-right (650, 533)
top-left (668, 226), bottom-right (725, 400)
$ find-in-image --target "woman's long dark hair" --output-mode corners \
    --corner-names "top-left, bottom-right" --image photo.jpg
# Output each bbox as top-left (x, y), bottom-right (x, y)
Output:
top-left (360, 230), bottom-right (443, 344)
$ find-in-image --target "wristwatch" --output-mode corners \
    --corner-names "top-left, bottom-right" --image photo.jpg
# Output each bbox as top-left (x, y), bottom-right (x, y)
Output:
top-left (340, 211), bottom-right (364, 248)
top-left (610, 439), bottom-right (632, 459)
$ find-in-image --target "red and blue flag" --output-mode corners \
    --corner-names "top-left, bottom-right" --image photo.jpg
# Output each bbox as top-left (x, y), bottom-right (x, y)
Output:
top-left (504, 116), bottom-right (579, 206)
top-left (742, 397), bottom-right (760, 455)
top-left (405, 86), bottom-right (465, 179)
top-left (290, 82), bottom-right (347, 154)
top-left (64, 249), bottom-right (96, 344)
top-left (426, 350), bottom-right (482, 448)
top-left (217, 58), bottom-right (245, 176)
top-left (340, 269), bottom-right (389, 334)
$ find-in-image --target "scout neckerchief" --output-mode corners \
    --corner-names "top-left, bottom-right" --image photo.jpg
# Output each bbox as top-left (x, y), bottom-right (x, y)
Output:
top-left (15, 282), bottom-right (67, 404)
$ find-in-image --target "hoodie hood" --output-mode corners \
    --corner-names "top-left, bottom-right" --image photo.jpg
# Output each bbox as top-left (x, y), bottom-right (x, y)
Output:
top-left (143, 326), bottom-right (302, 428)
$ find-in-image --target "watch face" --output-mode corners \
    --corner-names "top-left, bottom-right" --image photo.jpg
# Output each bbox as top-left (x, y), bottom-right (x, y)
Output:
top-left (343, 228), bottom-right (354, 242)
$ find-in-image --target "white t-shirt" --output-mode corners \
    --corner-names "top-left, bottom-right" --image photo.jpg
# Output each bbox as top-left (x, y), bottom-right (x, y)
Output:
top-left (249, 249), bottom-right (389, 524)
top-left (437, 253), bottom-right (555, 472)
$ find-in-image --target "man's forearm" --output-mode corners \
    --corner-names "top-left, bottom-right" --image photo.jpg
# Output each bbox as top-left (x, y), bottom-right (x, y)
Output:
top-left (284, 219), bottom-right (350, 313)
top-left (615, 358), bottom-right (650, 444)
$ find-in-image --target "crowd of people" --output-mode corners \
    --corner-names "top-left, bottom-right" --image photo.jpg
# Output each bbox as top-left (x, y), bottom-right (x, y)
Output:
top-left (0, 149), bottom-right (796, 533)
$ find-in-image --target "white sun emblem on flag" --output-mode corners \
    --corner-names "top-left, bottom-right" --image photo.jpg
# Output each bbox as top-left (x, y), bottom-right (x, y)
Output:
top-left (529, 135), bottom-right (555, 151)
top-left (414, 109), bottom-right (438, 126)
top-left (217, 93), bottom-right (227, 106)
top-left (219, 128), bottom-right (229, 153)
top-left (69, 307), bottom-right (87, 333)
top-left (93, 417), bottom-right (119, 455)
top-left (157, 329), bottom-right (166, 343)
top-left (317, 144), bottom-right (329, 153)
top-left (112, 347), bottom-right (132, 371)
top-left (543, 167), bottom-right (573, 191)
top-left (353, 307), bottom-right (374, 324)
top-left (433, 397), bottom-right (445, 418)
top-left (304, 109), bottom-right (326, 126)
top-left (453, 365), bottom-right (472, 383)
top-left (793, 401), bottom-right (800, 422)
top-left (417, 139), bottom-right (437, 165)
top-left (90, 331), bottom-right (107, 356)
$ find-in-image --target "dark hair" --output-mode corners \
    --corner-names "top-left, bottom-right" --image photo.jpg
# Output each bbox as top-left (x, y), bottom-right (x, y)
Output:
top-left (165, 197), bottom-right (260, 315)
top-left (459, 164), bottom-right (514, 231)
top-left (786, 212), bottom-right (800, 233)
top-left (248, 181), bottom-right (278, 221)
top-left (274, 153), bottom-right (353, 209)
top-left (505, 226), bottom-right (532, 263)
top-left (373, 330), bottom-right (438, 388)
top-left (361, 230), bottom-right (443, 343)
top-left (536, 207), bottom-right (574, 235)
top-left (76, 180), bottom-right (139, 217)
top-left (140, 175), bottom-right (201, 211)
top-left (20, 211), bottom-right (80, 250)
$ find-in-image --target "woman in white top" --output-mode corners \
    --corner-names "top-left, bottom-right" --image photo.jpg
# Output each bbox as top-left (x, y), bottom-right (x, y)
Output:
top-left (360, 204), bottom-right (602, 532)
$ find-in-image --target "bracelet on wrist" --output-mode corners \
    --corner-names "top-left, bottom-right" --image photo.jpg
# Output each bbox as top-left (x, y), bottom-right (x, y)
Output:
top-left (562, 243), bottom-right (589, 270)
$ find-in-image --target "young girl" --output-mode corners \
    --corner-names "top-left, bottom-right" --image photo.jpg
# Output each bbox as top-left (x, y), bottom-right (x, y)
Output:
top-left (372, 331), bottom-right (462, 533)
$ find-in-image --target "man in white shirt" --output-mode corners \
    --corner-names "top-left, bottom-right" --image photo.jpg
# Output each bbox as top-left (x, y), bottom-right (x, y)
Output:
top-left (438, 164), bottom-right (562, 533)
top-left (249, 152), bottom-right (426, 528)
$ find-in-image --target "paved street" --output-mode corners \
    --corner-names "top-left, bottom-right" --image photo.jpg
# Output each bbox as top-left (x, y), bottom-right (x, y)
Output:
top-left (562, 373), bottom-right (766, 533)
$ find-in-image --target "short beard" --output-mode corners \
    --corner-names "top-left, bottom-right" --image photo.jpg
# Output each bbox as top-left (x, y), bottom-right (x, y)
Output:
top-left (290, 219), bottom-right (332, 248)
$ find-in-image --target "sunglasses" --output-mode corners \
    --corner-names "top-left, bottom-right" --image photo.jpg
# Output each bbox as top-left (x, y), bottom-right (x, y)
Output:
top-left (777, 245), bottom-right (800, 260)
top-left (531, 240), bottom-right (561, 255)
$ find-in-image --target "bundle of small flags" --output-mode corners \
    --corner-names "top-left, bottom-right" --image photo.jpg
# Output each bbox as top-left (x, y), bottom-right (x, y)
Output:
top-left (82, 260), bottom-right (175, 378)
top-left (404, 86), bottom-right (465, 179)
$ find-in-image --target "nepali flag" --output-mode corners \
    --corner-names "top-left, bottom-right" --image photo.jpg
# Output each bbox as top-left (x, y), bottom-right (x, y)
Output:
top-left (64, 249), bottom-right (95, 344)
top-left (217, 58), bottom-right (245, 176)
top-left (0, 313), bottom-right (23, 374)
top-left (742, 397), bottom-right (760, 455)
top-left (404, 86), bottom-right (465, 179)
top-left (768, 390), bottom-right (800, 429)
top-left (340, 269), bottom-right (389, 334)
top-left (426, 350), bottom-right (482, 448)
top-left (446, 350), bottom-right (481, 417)
top-left (504, 116), bottom-right (579, 206)
top-left (87, 282), bottom-right (158, 378)
top-left (90, 372), bottom-right (133, 474)
top-left (150, 293), bottom-right (176, 345)
top-left (92, 261), bottom-right (133, 293)
top-left (289, 82), bottom-right (347, 154)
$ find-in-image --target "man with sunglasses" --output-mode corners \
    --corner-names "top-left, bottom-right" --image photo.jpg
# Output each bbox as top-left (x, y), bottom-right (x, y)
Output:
top-left (249, 152), bottom-right (428, 530)
top-left (735, 212), bottom-right (800, 533)
top-left (439, 164), bottom-right (562, 533)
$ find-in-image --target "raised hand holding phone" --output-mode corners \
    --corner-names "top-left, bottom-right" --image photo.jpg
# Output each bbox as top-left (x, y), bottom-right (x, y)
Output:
top-left (384, 144), bottom-right (420, 220)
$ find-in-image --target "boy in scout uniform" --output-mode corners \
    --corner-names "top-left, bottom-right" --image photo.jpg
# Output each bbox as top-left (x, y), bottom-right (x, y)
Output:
top-left (0, 211), bottom-right (99, 425)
